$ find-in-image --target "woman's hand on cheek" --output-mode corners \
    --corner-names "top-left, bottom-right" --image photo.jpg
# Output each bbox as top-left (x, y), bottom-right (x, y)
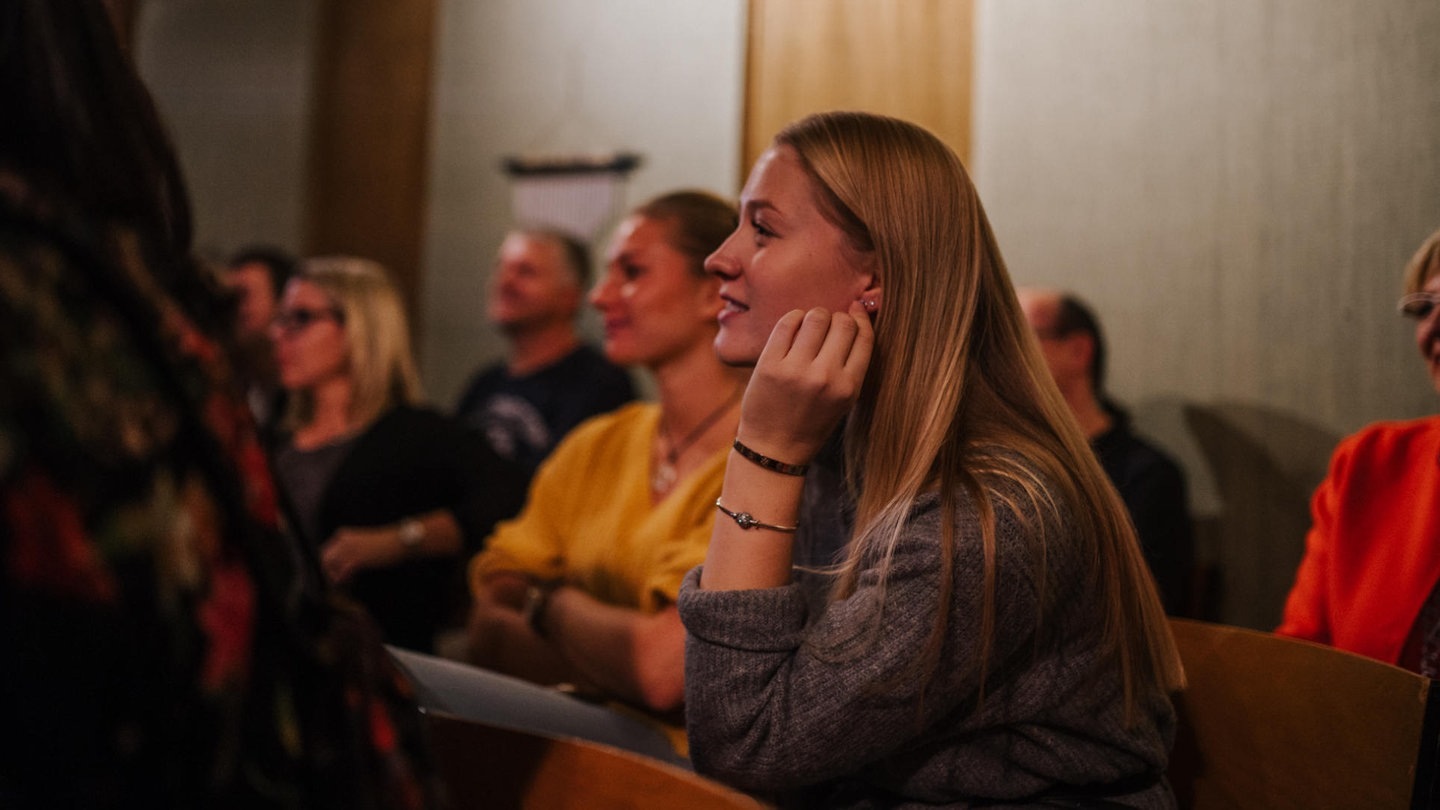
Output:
top-left (737, 301), bottom-right (873, 463)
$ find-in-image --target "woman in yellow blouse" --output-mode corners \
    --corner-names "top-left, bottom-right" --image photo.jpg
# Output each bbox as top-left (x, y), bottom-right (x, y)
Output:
top-left (466, 191), bottom-right (745, 740)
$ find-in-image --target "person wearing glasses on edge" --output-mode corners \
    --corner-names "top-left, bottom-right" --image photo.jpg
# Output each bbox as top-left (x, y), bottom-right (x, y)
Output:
top-left (1277, 226), bottom-right (1440, 677)
top-left (677, 112), bottom-right (1184, 807)
top-left (269, 256), bottom-right (524, 654)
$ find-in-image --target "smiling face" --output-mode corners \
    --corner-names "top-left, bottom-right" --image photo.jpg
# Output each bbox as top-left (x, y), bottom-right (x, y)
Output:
top-left (589, 214), bottom-right (721, 369)
top-left (704, 145), bottom-right (877, 366)
top-left (487, 232), bottom-right (582, 333)
top-left (271, 279), bottom-right (350, 393)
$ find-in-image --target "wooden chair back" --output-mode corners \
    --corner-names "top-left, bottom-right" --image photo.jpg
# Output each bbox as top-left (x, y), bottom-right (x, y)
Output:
top-left (423, 711), bottom-right (767, 809)
top-left (1167, 618), bottom-right (1440, 809)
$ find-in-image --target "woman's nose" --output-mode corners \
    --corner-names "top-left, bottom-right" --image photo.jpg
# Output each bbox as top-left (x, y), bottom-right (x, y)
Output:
top-left (589, 273), bottom-right (618, 307)
top-left (705, 238), bottom-right (739, 279)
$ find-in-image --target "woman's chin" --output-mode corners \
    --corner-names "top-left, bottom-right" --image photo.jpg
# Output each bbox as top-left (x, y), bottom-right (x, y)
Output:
top-left (712, 333), bottom-right (761, 369)
top-left (602, 343), bottom-right (640, 368)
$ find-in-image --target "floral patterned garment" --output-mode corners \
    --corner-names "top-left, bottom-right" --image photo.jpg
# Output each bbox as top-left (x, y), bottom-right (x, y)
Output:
top-left (0, 195), bottom-right (438, 809)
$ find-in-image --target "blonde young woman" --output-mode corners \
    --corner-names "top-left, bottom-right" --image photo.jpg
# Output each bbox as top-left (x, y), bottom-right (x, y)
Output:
top-left (466, 192), bottom-right (746, 748)
top-left (679, 112), bottom-right (1185, 807)
top-left (270, 257), bottom-right (522, 653)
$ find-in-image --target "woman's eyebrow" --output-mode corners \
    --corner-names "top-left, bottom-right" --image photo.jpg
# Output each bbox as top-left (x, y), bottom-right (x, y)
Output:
top-left (743, 199), bottom-right (780, 220)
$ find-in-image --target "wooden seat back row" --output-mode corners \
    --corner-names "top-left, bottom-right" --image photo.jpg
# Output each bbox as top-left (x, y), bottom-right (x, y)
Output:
top-left (423, 711), bottom-right (766, 809)
top-left (424, 620), bottom-right (1440, 809)
top-left (1167, 618), bottom-right (1440, 810)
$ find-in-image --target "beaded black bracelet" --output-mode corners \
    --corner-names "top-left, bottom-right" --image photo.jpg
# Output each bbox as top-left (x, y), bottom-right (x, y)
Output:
top-left (731, 438), bottom-right (809, 476)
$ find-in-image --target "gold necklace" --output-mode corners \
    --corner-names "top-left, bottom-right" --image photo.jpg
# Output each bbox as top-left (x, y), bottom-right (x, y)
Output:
top-left (651, 386), bottom-right (743, 495)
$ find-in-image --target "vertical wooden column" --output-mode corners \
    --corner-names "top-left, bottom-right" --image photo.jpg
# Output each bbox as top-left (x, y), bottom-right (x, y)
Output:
top-left (304, 0), bottom-right (438, 319)
top-left (743, 0), bottom-right (973, 176)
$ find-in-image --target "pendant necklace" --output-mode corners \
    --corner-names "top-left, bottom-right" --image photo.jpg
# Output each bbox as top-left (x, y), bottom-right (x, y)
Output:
top-left (652, 385), bottom-right (743, 495)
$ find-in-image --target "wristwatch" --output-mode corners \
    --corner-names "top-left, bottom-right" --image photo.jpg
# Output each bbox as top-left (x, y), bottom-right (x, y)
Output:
top-left (397, 518), bottom-right (425, 553)
top-left (522, 583), bottom-right (554, 639)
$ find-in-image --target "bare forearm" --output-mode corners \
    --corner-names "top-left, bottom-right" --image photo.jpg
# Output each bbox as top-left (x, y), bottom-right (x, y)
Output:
top-left (700, 448), bottom-right (805, 591)
top-left (467, 598), bottom-right (584, 686)
top-left (543, 588), bottom-right (686, 712)
top-left (400, 509), bottom-right (464, 557)
top-left (320, 509), bottom-right (466, 583)
top-left (701, 304), bottom-right (872, 591)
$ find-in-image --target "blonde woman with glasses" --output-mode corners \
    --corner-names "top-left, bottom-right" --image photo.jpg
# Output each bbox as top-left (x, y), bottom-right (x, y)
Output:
top-left (270, 257), bottom-right (523, 653)
top-left (679, 112), bottom-right (1184, 807)
top-left (1278, 227), bottom-right (1440, 677)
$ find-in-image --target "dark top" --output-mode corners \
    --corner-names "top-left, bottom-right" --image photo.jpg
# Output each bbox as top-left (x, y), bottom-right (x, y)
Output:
top-left (0, 193), bottom-right (437, 807)
top-left (1092, 420), bottom-right (1195, 615)
top-left (274, 431), bottom-right (357, 550)
top-left (454, 344), bottom-right (635, 479)
top-left (276, 405), bottom-right (525, 653)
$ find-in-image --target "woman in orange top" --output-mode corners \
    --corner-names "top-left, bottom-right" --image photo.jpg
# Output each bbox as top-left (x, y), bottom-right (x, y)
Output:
top-left (1277, 226), bottom-right (1440, 674)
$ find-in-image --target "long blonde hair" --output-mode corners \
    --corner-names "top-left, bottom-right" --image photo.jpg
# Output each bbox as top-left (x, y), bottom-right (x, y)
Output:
top-left (284, 256), bottom-right (423, 430)
top-left (776, 112), bottom-right (1184, 716)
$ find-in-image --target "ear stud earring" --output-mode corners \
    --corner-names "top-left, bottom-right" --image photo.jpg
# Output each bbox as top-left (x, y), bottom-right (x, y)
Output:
top-left (862, 298), bottom-right (877, 311)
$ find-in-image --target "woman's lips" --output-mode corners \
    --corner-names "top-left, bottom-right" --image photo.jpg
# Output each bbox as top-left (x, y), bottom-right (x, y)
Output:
top-left (718, 296), bottom-right (748, 324)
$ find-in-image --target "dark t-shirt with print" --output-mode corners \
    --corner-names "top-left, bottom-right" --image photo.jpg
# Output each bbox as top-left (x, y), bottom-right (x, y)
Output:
top-left (455, 344), bottom-right (635, 478)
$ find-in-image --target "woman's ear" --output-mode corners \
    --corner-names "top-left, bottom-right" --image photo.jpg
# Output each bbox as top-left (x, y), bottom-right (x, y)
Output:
top-left (858, 283), bottom-right (883, 315)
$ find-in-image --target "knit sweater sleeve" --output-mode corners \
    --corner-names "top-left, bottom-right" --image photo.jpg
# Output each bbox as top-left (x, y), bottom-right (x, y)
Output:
top-left (679, 496), bottom-right (1047, 794)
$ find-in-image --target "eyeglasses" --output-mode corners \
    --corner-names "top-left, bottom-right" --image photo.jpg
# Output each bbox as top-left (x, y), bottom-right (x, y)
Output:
top-left (271, 307), bottom-right (343, 335)
top-left (1398, 292), bottom-right (1440, 321)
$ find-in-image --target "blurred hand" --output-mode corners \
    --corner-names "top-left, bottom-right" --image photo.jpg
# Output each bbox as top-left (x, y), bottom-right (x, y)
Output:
top-left (465, 589), bottom-right (517, 667)
top-left (319, 525), bottom-right (402, 584)
top-left (465, 573), bottom-right (538, 666)
top-left (737, 301), bottom-right (874, 465)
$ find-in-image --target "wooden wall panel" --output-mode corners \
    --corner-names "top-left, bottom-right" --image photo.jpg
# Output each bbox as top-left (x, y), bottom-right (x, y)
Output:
top-left (743, 0), bottom-right (973, 178)
top-left (305, 0), bottom-right (437, 318)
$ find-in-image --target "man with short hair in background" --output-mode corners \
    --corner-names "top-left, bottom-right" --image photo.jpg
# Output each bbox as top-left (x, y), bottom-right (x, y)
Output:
top-left (455, 228), bottom-right (634, 484)
top-left (1017, 287), bottom-right (1196, 614)
top-left (223, 244), bottom-right (296, 437)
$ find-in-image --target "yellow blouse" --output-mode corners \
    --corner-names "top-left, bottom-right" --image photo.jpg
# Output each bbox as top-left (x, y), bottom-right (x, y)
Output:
top-left (469, 402), bottom-right (725, 611)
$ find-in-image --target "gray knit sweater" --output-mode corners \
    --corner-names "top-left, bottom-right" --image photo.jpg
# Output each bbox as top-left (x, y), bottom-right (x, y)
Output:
top-left (678, 478), bottom-right (1176, 809)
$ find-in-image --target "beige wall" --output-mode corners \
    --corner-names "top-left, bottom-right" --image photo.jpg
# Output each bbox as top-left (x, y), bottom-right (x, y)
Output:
top-left (138, 0), bottom-right (746, 406)
top-left (973, 0), bottom-right (1440, 627)
top-left (421, 0), bottom-right (748, 404)
top-left (136, 0), bottom-right (317, 260)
